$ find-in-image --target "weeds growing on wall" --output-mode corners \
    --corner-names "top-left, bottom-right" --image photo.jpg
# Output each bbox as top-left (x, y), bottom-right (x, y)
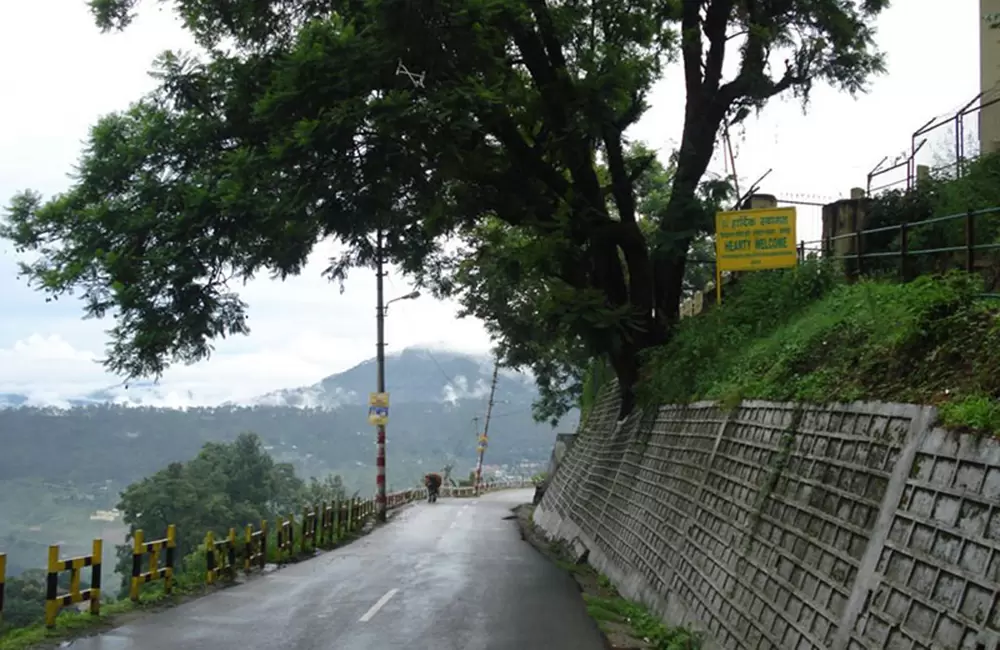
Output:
top-left (638, 262), bottom-right (1000, 434)
top-left (584, 593), bottom-right (702, 650)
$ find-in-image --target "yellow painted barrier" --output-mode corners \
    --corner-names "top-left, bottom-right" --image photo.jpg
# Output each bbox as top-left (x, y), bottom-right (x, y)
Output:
top-left (1, 485), bottom-right (527, 630)
top-left (319, 502), bottom-right (335, 547)
top-left (244, 520), bottom-right (267, 575)
top-left (44, 540), bottom-right (101, 627)
top-left (275, 515), bottom-right (294, 563)
top-left (205, 529), bottom-right (237, 585)
top-left (129, 525), bottom-right (176, 601)
top-left (301, 506), bottom-right (318, 554)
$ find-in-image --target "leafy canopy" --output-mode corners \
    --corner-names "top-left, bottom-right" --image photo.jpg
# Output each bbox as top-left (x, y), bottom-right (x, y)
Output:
top-left (111, 432), bottom-right (340, 593)
top-left (439, 145), bottom-right (733, 423)
top-left (2, 0), bottom-right (889, 418)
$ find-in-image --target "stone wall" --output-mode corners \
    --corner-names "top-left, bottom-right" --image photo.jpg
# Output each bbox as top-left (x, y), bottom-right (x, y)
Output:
top-left (534, 387), bottom-right (1000, 650)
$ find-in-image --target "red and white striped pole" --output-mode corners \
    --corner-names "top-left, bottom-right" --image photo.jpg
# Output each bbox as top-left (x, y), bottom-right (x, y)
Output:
top-left (375, 228), bottom-right (388, 522)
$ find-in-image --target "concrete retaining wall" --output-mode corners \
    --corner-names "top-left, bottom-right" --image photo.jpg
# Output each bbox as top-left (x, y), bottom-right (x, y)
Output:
top-left (545, 433), bottom-right (577, 478)
top-left (534, 388), bottom-right (1000, 650)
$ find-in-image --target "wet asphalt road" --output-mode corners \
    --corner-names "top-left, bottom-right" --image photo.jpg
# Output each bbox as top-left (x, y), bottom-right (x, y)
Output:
top-left (65, 490), bottom-right (606, 650)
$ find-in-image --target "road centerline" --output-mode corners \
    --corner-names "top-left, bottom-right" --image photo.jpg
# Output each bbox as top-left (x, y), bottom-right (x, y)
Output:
top-left (358, 588), bottom-right (399, 623)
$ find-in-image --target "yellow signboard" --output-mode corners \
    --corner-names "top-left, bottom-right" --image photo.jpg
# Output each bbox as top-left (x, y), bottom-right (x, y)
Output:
top-left (715, 206), bottom-right (798, 272)
top-left (368, 392), bottom-right (390, 426)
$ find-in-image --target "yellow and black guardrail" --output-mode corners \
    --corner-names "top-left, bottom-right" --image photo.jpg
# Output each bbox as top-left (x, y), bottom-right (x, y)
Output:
top-left (130, 525), bottom-right (177, 601)
top-left (0, 482), bottom-right (528, 628)
top-left (275, 514), bottom-right (295, 563)
top-left (205, 529), bottom-right (237, 585)
top-left (301, 506), bottom-right (318, 553)
top-left (320, 502), bottom-right (338, 546)
top-left (45, 540), bottom-right (102, 627)
top-left (244, 520), bottom-right (267, 575)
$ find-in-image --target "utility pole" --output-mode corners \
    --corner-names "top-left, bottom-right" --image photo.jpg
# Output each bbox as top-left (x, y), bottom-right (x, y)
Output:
top-left (371, 228), bottom-right (420, 522)
top-left (374, 226), bottom-right (388, 523)
top-left (474, 360), bottom-right (499, 496)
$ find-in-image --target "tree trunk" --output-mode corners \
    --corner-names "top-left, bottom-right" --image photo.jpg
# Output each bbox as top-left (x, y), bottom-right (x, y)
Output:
top-left (653, 100), bottom-right (727, 329)
top-left (607, 339), bottom-right (641, 420)
top-left (588, 218), bottom-right (666, 421)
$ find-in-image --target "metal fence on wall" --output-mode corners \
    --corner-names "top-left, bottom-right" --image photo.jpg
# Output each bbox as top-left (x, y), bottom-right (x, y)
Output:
top-left (866, 88), bottom-right (1000, 195)
top-left (798, 206), bottom-right (1000, 296)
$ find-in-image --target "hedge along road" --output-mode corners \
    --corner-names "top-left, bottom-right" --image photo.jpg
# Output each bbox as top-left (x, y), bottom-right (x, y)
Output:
top-left (64, 489), bottom-right (606, 650)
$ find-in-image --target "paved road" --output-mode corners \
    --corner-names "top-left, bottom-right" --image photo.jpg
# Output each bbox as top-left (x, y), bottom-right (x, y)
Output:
top-left (65, 490), bottom-right (606, 650)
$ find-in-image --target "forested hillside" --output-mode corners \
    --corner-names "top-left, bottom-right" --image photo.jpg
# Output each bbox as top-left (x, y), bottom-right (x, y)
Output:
top-left (0, 401), bottom-right (557, 488)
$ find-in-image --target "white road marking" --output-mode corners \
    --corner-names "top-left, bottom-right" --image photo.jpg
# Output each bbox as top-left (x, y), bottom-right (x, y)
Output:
top-left (188, 615), bottom-right (246, 625)
top-left (449, 521), bottom-right (458, 529)
top-left (359, 589), bottom-right (399, 622)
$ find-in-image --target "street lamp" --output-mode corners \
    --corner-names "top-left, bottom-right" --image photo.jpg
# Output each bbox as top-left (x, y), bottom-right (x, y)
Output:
top-left (385, 291), bottom-right (421, 311)
top-left (374, 229), bottom-right (421, 522)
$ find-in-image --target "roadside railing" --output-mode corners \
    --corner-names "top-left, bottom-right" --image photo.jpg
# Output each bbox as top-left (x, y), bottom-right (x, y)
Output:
top-left (204, 529), bottom-right (238, 585)
top-left (129, 525), bottom-right (176, 601)
top-left (0, 483), bottom-right (529, 630)
top-left (244, 521), bottom-right (267, 575)
top-left (44, 540), bottom-right (102, 627)
top-left (800, 205), bottom-right (1000, 297)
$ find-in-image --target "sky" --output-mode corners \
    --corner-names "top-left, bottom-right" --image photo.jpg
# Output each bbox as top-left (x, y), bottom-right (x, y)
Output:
top-left (0, 0), bottom-right (983, 405)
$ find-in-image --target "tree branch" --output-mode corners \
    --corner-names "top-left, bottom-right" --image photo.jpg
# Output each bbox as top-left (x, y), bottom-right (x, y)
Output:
top-left (702, 0), bottom-right (735, 94)
top-left (601, 125), bottom-right (637, 225)
top-left (680, 1), bottom-right (704, 97)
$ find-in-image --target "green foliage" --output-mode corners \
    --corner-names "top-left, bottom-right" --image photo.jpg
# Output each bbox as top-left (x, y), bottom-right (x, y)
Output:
top-left (579, 357), bottom-right (614, 421)
top-left (0, 400), bottom-right (553, 488)
top-left (639, 265), bottom-right (1000, 434)
top-left (0, 571), bottom-right (47, 630)
top-left (438, 148), bottom-right (733, 423)
top-left (862, 152), bottom-right (1000, 285)
top-left (0, 436), bottom-right (387, 641)
top-left (111, 432), bottom-right (335, 595)
top-left (583, 593), bottom-right (701, 649)
top-left (530, 472), bottom-right (548, 486)
top-left (638, 260), bottom-right (842, 405)
top-left (1, 0), bottom-right (889, 422)
top-left (938, 395), bottom-right (1000, 434)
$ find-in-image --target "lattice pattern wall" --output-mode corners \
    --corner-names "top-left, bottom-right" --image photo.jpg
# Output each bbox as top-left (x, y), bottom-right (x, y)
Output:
top-left (854, 427), bottom-right (1000, 650)
top-left (535, 394), bottom-right (1000, 650)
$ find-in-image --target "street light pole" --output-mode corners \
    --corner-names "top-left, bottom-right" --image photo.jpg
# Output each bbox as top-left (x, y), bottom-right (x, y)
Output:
top-left (375, 227), bottom-right (388, 522)
top-left (373, 226), bottom-right (421, 523)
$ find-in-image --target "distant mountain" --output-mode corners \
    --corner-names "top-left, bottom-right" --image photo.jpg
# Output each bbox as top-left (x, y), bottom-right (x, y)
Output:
top-left (0, 393), bottom-right (29, 408)
top-left (0, 381), bottom-right (197, 410)
top-left (252, 347), bottom-right (538, 409)
top-left (0, 347), bottom-right (545, 412)
top-left (0, 346), bottom-right (579, 490)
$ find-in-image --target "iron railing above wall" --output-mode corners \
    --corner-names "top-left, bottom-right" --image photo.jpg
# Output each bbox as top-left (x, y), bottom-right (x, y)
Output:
top-left (799, 206), bottom-right (1000, 297)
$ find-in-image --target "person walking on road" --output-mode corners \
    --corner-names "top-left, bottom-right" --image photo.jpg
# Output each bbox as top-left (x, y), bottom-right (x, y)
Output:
top-left (424, 472), bottom-right (442, 502)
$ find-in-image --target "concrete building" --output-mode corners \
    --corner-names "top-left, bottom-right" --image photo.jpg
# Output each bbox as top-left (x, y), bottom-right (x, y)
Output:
top-left (981, 0), bottom-right (1000, 154)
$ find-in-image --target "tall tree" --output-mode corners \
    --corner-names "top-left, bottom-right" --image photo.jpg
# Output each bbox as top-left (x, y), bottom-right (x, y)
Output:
top-left (437, 144), bottom-right (732, 423)
top-left (2, 0), bottom-right (888, 418)
top-left (112, 432), bottom-right (309, 592)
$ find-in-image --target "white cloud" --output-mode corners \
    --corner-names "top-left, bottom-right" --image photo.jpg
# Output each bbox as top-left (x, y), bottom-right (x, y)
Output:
top-left (0, 0), bottom-right (984, 403)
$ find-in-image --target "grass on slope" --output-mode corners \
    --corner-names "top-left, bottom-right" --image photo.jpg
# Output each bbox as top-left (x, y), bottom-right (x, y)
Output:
top-left (638, 262), bottom-right (1000, 434)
